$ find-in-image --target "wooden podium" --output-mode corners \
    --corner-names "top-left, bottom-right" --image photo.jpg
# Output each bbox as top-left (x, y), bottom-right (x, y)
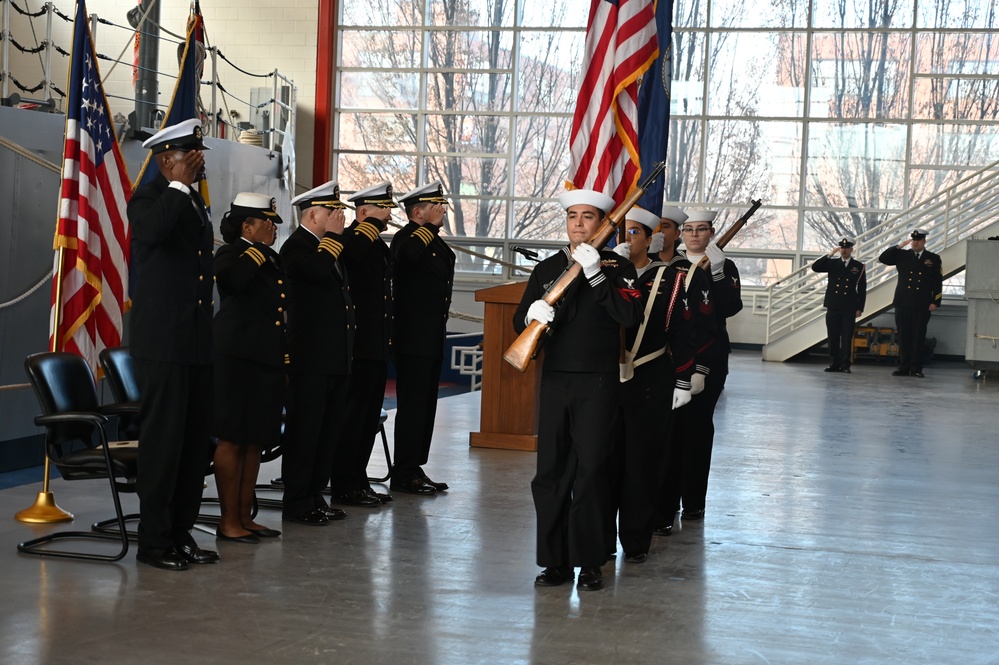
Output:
top-left (469, 281), bottom-right (540, 451)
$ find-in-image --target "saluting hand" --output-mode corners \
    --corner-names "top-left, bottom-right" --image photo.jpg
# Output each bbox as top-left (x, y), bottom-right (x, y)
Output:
top-left (899, 238), bottom-right (912, 249)
top-left (326, 209), bottom-right (346, 235)
top-left (158, 150), bottom-right (204, 187)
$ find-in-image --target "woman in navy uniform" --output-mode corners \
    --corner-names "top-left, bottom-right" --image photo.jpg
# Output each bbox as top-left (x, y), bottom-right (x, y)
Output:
top-left (811, 238), bottom-right (867, 373)
top-left (657, 210), bottom-right (743, 528)
top-left (212, 193), bottom-right (287, 543)
top-left (128, 118), bottom-right (218, 570)
top-left (389, 182), bottom-right (455, 495)
top-left (514, 189), bottom-right (643, 591)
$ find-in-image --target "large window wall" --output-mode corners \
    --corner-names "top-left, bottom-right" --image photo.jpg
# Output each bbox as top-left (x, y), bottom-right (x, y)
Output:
top-left (334, 0), bottom-right (999, 285)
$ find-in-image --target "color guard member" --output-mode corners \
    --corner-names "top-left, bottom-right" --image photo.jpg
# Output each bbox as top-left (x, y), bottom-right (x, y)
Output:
top-left (610, 207), bottom-right (695, 562)
top-left (514, 189), bottom-right (642, 591)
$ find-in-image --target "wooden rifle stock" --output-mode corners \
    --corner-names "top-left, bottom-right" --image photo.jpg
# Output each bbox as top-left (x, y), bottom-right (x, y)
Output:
top-left (503, 163), bottom-right (667, 372)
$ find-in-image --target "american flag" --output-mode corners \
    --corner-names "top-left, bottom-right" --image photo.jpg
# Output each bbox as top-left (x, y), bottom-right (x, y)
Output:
top-left (569, 0), bottom-right (658, 204)
top-left (51, 0), bottom-right (132, 375)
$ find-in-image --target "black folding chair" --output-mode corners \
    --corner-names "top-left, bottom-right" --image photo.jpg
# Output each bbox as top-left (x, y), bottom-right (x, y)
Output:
top-left (18, 352), bottom-right (139, 562)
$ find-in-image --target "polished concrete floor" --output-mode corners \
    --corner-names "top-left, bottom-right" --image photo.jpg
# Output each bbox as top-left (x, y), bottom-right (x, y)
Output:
top-left (1, 351), bottom-right (998, 665)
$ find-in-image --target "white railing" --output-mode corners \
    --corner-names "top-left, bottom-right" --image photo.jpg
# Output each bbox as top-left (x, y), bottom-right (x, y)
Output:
top-left (765, 160), bottom-right (999, 344)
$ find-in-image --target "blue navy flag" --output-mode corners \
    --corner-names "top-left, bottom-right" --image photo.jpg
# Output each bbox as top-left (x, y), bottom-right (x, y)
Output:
top-left (133, 6), bottom-right (210, 215)
top-left (636, 0), bottom-right (674, 214)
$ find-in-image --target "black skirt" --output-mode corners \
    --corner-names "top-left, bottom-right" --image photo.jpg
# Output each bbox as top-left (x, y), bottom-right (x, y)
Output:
top-left (213, 355), bottom-right (285, 447)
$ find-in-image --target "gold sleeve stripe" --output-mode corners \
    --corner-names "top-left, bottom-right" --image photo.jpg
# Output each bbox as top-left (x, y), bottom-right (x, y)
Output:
top-left (243, 247), bottom-right (266, 266)
top-left (356, 221), bottom-right (380, 241)
top-left (414, 226), bottom-right (435, 246)
top-left (318, 238), bottom-right (344, 257)
top-left (284, 354), bottom-right (291, 365)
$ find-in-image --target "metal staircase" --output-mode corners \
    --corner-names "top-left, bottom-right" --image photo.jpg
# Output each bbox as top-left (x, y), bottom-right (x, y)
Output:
top-left (762, 161), bottom-right (999, 362)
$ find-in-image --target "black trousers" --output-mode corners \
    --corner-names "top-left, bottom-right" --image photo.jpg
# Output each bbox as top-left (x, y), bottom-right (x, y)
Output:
top-left (825, 309), bottom-right (856, 369)
top-left (656, 365), bottom-right (727, 525)
top-left (282, 371), bottom-right (348, 516)
top-left (895, 305), bottom-right (931, 373)
top-left (534, 371), bottom-right (618, 569)
top-left (392, 353), bottom-right (442, 481)
top-left (611, 362), bottom-right (673, 556)
top-left (134, 359), bottom-right (213, 550)
top-left (330, 359), bottom-right (387, 493)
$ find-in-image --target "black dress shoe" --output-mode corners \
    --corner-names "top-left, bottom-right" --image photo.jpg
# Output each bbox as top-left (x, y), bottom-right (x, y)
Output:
top-left (334, 489), bottom-right (381, 507)
top-left (317, 505), bottom-right (347, 521)
top-left (284, 509), bottom-right (330, 526)
top-left (624, 552), bottom-right (647, 563)
top-left (136, 546), bottom-right (188, 571)
top-left (247, 527), bottom-right (281, 538)
top-left (682, 508), bottom-right (705, 520)
top-left (912, 371), bottom-right (925, 378)
top-left (390, 477), bottom-right (437, 495)
top-left (366, 488), bottom-right (393, 503)
top-left (823, 366), bottom-right (840, 373)
top-left (216, 528), bottom-right (260, 544)
top-left (840, 367), bottom-right (852, 373)
top-left (534, 566), bottom-right (573, 587)
top-left (892, 369), bottom-right (909, 376)
top-left (652, 524), bottom-right (673, 537)
top-left (178, 544), bottom-right (220, 564)
top-left (577, 567), bottom-right (604, 591)
top-left (420, 473), bottom-right (449, 492)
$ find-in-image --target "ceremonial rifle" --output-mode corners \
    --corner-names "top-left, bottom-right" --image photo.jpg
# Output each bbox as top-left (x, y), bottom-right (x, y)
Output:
top-left (682, 199), bottom-right (761, 291)
top-left (503, 162), bottom-right (667, 373)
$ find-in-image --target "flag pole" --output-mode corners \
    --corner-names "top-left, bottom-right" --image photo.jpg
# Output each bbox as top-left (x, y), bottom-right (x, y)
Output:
top-left (14, 20), bottom-right (78, 524)
top-left (15, 246), bottom-right (75, 523)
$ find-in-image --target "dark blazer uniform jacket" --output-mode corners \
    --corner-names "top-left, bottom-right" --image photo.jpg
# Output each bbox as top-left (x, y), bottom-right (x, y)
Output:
top-left (213, 240), bottom-right (288, 367)
top-left (129, 174), bottom-right (214, 364)
top-left (279, 225), bottom-right (355, 516)
top-left (126, 173), bottom-right (213, 550)
top-left (390, 221), bottom-right (455, 360)
top-left (280, 226), bottom-right (355, 375)
top-left (811, 255), bottom-right (867, 312)
top-left (878, 246), bottom-right (943, 309)
top-left (342, 218), bottom-right (392, 362)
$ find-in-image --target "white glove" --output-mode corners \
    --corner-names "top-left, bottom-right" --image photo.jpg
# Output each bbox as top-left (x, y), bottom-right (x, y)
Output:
top-left (612, 242), bottom-right (631, 259)
top-left (648, 232), bottom-right (665, 254)
top-left (572, 243), bottom-right (602, 279)
top-left (690, 373), bottom-right (706, 395)
top-left (705, 243), bottom-right (726, 275)
top-left (526, 299), bottom-right (555, 326)
top-left (672, 388), bottom-right (692, 410)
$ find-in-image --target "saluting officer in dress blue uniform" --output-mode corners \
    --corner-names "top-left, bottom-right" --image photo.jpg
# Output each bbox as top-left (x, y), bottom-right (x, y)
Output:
top-left (811, 238), bottom-right (867, 373)
top-left (280, 182), bottom-right (354, 525)
top-left (128, 118), bottom-right (219, 570)
top-left (328, 182), bottom-right (397, 507)
top-left (878, 229), bottom-right (943, 378)
top-left (389, 182), bottom-right (455, 496)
